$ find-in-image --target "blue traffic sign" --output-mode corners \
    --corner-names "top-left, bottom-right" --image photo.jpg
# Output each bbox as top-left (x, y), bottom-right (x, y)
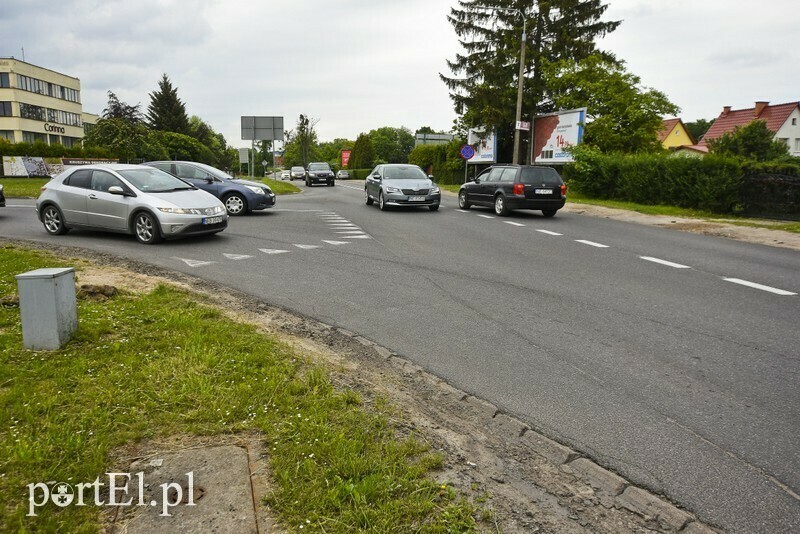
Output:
top-left (459, 144), bottom-right (475, 160)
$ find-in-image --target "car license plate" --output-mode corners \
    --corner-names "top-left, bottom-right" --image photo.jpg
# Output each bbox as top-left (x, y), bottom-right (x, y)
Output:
top-left (535, 188), bottom-right (553, 195)
top-left (203, 216), bottom-right (223, 225)
top-left (409, 196), bottom-right (426, 202)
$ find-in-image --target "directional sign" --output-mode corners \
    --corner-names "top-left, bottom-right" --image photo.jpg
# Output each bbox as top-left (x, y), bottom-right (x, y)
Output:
top-left (459, 144), bottom-right (475, 160)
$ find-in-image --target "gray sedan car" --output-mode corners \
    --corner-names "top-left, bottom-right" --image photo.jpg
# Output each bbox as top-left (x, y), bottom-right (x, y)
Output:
top-left (36, 164), bottom-right (227, 244)
top-left (364, 164), bottom-right (441, 211)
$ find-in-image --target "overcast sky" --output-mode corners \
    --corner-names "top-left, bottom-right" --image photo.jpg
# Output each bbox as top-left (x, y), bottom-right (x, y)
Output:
top-left (1, 1), bottom-right (797, 148)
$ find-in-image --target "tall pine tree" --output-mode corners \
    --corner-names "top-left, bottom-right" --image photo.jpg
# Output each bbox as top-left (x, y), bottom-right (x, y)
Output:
top-left (441, 0), bottom-right (620, 162)
top-left (146, 74), bottom-right (190, 135)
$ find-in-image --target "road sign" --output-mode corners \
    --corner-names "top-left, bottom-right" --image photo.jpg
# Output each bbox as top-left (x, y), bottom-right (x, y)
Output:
top-left (241, 116), bottom-right (284, 141)
top-left (459, 144), bottom-right (475, 160)
top-left (261, 159), bottom-right (267, 167)
top-left (238, 148), bottom-right (249, 164)
top-left (515, 121), bottom-right (531, 131)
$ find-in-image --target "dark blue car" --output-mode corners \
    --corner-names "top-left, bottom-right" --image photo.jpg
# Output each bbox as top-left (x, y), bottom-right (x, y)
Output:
top-left (143, 161), bottom-right (276, 216)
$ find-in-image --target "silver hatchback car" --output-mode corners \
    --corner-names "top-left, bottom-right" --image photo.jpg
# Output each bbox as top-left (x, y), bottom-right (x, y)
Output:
top-left (36, 164), bottom-right (228, 244)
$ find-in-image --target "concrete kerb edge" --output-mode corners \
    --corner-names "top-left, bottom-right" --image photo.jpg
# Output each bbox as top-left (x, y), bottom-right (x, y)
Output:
top-left (2, 238), bottom-right (717, 534)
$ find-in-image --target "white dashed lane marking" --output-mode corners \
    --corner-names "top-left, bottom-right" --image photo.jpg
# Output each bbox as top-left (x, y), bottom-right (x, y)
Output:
top-left (322, 240), bottom-right (350, 245)
top-left (640, 256), bottom-right (691, 269)
top-left (294, 244), bottom-right (320, 250)
top-left (223, 253), bottom-right (253, 260)
top-left (536, 229), bottom-right (563, 236)
top-left (575, 240), bottom-right (609, 248)
top-left (341, 235), bottom-right (372, 239)
top-left (175, 258), bottom-right (216, 268)
top-left (259, 249), bottom-right (289, 255)
top-left (503, 221), bottom-right (526, 227)
top-left (335, 230), bottom-right (366, 234)
top-left (477, 214), bottom-right (495, 219)
top-left (723, 278), bottom-right (797, 296)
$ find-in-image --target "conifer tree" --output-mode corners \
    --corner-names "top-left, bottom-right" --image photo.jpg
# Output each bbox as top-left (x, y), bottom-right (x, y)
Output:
top-left (146, 74), bottom-right (190, 135)
top-left (441, 0), bottom-right (620, 161)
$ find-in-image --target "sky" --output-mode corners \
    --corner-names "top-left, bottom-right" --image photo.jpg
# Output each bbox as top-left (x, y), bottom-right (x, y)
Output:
top-left (1, 0), bottom-right (797, 149)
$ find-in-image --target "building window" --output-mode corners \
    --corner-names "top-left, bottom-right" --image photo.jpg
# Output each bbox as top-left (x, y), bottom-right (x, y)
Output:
top-left (62, 136), bottom-right (78, 148)
top-left (793, 118), bottom-right (797, 126)
top-left (15, 74), bottom-right (80, 103)
top-left (0, 102), bottom-right (12, 117)
top-left (19, 103), bottom-right (45, 121)
top-left (0, 130), bottom-right (14, 142)
top-left (0, 73), bottom-right (9, 88)
top-left (22, 131), bottom-right (47, 144)
top-left (795, 139), bottom-right (800, 152)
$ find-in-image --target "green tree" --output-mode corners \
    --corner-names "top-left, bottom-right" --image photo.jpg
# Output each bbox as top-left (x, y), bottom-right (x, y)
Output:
top-left (151, 131), bottom-right (215, 163)
top-left (707, 120), bottom-right (789, 162)
top-left (369, 127), bottom-right (415, 163)
top-left (349, 133), bottom-right (375, 169)
top-left (546, 55), bottom-right (678, 153)
top-left (102, 91), bottom-right (143, 124)
top-left (318, 138), bottom-right (354, 168)
top-left (686, 118), bottom-right (715, 143)
top-left (146, 74), bottom-right (190, 135)
top-left (84, 118), bottom-right (167, 162)
top-left (282, 114), bottom-right (319, 167)
top-left (442, 0), bottom-right (620, 161)
top-left (188, 115), bottom-right (237, 169)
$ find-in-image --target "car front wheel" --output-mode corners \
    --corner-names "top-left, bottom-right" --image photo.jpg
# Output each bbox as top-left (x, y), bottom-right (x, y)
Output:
top-left (429, 204), bottom-right (439, 211)
top-left (494, 195), bottom-right (509, 216)
top-left (365, 189), bottom-right (373, 205)
top-left (42, 205), bottom-right (69, 235)
top-left (458, 190), bottom-right (471, 209)
top-left (224, 194), bottom-right (247, 216)
top-left (134, 212), bottom-right (162, 244)
top-left (379, 191), bottom-right (388, 211)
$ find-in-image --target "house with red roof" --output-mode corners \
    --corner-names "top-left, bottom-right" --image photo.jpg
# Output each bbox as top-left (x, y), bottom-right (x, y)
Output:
top-left (658, 118), bottom-right (695, 149)
top-left (699, 101), bottom-right (800, 156)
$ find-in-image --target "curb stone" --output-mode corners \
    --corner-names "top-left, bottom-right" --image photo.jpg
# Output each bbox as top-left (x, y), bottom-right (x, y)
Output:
top-left (374, 345), bottom-right (393, 360)
top-left (489, 413), bottom-right (530, 439)
top-left (522, 431), bottom-right (580, 466)
top-left (616, 486), bottom-right (692, 531)
top-left (463, 395), bottom-right (498, 423)
top-left (569, 457), bottom-right (628, 496)
top-left (681, 521), bottom-right (720, 533)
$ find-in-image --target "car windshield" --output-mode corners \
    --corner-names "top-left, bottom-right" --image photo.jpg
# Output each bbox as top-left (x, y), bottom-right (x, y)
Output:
top-left (291, 167), bottom-right (304, 172)
top-left (520, 167), bottom-right (562, 185)
top-left (118, 168), bottom-right (195, 192)
top-left (383, 166), bottom-right (427, 180)
top-left (189, 162), bottom-right (234, 180)
top-left (309, 164), bottom-right (330, 171)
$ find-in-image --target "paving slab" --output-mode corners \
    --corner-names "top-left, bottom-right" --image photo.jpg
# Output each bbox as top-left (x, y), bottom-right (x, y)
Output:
top-left (122, 445), bottom-right (257, 533)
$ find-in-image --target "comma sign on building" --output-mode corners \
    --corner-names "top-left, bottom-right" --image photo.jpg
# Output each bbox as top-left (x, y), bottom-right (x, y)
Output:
top-left (241, 116), bottom-right (284, 142)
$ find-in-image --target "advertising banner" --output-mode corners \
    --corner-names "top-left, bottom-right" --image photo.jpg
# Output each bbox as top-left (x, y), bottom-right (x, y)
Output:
top-left (467, 127), bottom-right (497, 164)
top-left (532, 108), bottom-right (586, 164)
top-left (341, 150), bottom-right (351, 168)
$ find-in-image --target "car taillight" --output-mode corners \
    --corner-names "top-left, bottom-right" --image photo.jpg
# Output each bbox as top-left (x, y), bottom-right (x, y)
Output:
top-left (561, 184), bottom-right (567, 196)
top-left (513, 183), bottom-right (525, 195)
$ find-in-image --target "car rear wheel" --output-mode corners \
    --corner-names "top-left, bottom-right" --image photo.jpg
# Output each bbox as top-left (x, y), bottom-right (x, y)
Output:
top-left (365, 189), bottom-right (373, 205)
top-left (134, 212), bottom-right (162, 244)
top-left (494, 195), bottom-right (509, 216)
top-left (542, 209), bottom-right (557, 218)
top-left (379, 191), bottom-right (388, 211)
top-left (458, 190), bottom-right (471, 209)
top-left (42, 205), bottom-right (69, 235)
top-left (224, 193), bottom-right (247, 216)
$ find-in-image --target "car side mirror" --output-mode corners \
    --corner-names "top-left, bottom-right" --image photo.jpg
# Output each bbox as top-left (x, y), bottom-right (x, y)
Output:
top-left (204, 177), bottom-right (214, 183)
top-left (108, 186), bottom-right (126, 196)
top-left (474, 178), bottom-right (481, 184)
top-left (428, 175), bottom-right (434, 179)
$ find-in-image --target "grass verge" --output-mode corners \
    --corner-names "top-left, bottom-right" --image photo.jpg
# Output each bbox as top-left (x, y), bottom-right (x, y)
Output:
top-left (259, 177), bottom-right (302, 195)
top-left (440, 185), bottom-right (461, 194)
top-left (567, 191), bottom-right (800, 234)
top-left (0, 244), bottom-right (476, 532)
top-left (0, 178), bottom-right (49, 198)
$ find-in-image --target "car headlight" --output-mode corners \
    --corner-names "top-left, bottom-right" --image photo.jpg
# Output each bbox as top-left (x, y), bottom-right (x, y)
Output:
top-left (385, 186), bottom-right (402, 194)
top-left (431, 186), bottom-right (441, 194)
top-left (158, 207), bottom-right (202, 215)
top-left (245, 185), bottom-right (266, 195)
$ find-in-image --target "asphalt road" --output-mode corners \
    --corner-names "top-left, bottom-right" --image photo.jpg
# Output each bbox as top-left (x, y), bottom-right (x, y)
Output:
top-left (2, 182), bottom-right (799, 532)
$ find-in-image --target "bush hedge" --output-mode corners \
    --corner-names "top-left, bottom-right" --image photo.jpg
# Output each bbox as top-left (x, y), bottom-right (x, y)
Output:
top-left (563, 149), bottom-right (800, 217)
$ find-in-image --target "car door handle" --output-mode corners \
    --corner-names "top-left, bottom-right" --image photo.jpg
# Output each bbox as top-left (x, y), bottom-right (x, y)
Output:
top-left (88, 194), bottom-right (98, 200)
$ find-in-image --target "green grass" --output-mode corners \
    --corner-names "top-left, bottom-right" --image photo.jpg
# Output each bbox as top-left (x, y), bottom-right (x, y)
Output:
top-left (440, 185), bottom-right (461, 194)
top-left (0, 178), bottom-right (49, 198)
top-left (259, 177), bottom-right (302, 195)
top-left (567, 191), bottom-right (800, 234)
top-left (0, 245), bottom-right (476, 532)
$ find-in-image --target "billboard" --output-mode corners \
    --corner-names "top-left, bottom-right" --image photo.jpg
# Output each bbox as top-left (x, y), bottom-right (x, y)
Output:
top-left (532, 108), bottom-right (586, 164)
top-left (467, 127), bottom-right (497, 164)
top-left (341, 150), bottom-right (351, 168)
top-left (241, 116), bottom-right (284, 141)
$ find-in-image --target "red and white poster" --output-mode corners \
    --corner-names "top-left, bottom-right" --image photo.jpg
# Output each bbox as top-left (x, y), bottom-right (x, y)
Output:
top-left (532, 108), bottom-right (586, 164)
top-left (341, 150), bottom-right (352, 168)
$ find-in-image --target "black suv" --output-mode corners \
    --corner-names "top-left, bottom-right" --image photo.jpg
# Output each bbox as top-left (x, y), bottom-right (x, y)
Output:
top-left (458, 165), bottom-right (566, 217)
top-left (306, 162), bottom-right (335, 187)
